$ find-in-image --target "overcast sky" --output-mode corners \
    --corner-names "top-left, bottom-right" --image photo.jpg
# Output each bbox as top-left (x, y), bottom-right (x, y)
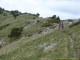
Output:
top-left (0, 0), bottom-right (80, 19)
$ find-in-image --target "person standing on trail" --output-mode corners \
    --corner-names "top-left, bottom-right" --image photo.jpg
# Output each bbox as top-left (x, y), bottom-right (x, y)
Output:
top-left (59, 21), bottom-right (61, 30)
top-left (61, 21), bottom-right (64, 29)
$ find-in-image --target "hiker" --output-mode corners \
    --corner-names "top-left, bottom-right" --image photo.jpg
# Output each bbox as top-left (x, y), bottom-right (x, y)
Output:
top-left (59, 21), bottom-right (61, 30)
top-left (61, 21), bottom-right (64, 29)
top-left (58, 21), bottom-right (64, 30)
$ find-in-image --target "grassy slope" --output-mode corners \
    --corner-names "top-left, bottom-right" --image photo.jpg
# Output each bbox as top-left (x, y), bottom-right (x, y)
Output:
top-left (0, 13), bottom-right (79, 60)
top-left (69, 24), bottom-right (80, 58)
top-left (0, 31), bottom-right (78, 60)
top-left (0, 14), bottom-right (39, 38)
top-left (0, 30), bottom-right (72, 60)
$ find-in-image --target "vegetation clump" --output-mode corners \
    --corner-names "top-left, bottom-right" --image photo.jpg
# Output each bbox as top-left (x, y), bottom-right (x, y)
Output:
top-left (41, 23), bottom-right (52, 27)
top-left (8, 27), bottom-right (23, 38)
top-left (0, 7), bottom-right (4, 14)
top-left (33, 17), bottom-right (35, 19)
top-left (10, 10), bottom-right (20, 19)
top-left (47, 15), bottom-right (60, 23)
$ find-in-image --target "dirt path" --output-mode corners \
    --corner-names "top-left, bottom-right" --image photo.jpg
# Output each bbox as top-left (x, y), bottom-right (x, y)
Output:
top-left (68, 36), bottom-right (76, 58)
top-left (63, 22), bottom-right (77, 58)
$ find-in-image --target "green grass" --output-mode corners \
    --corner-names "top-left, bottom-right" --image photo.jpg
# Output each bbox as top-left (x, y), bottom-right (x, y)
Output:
top-left (0, 13), bottom-right (39, 37)
top-left (0, 30), bottom-right (73, 60)
top-left (0, 13), bottom-right (80, 60)
top-left (23, 22), bottom-right (44, 36)
top-left (0, 14), bottom-right (38, 26)
top-left (68, 24), bottom-right (80, 58)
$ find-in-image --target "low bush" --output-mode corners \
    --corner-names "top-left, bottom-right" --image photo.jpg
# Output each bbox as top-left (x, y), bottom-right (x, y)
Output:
top-left (8, 27), bottom-right (23, 38)
top-left (0, 45), bottom-right (2, 48)
top-left (3, 13), bottom-right (7, 16)
top-left (47, 19), bottom-right (60, 23)
top-left (41, 23), bottom-right (52, 27)
top-left (33, 17), bottom-right (35, 19)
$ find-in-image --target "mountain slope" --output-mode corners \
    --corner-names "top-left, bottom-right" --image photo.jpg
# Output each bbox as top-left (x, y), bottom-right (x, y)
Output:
top-left (69, 24), bottom-right (80, 59)
top-left (0, 8), bottom-right (79, 60)
top-left (0, 29), bottom-right (74, 60)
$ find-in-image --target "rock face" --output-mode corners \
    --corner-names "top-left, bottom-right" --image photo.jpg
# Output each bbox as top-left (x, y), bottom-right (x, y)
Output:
top-left (34, 43), bottom-right (47, 49)
top-left (24, 21), bottom-right (37, 29)
top-left (44, 43), bottom-right (56, 50)
top-left (69, 22), bottom-right (73, 25)
top-left (0, 41), bottom-right (5, 45)
top-left (34, 43), bottom-right (56, 51)
top-left (41, 27), bottom-right (53, 34)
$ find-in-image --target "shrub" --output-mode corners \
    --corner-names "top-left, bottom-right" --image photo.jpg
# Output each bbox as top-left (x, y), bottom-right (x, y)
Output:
top-left (10, 10), bottom-right (20, 19)
top-left (41, 23), bottom-right (52, 27)
top-left (36, 13), bottom-right (40, 17)
top-left (8, 27), bottom-right (23, 38)
top-left (53, 20), bottom-right (60, 23)
top-left (13, 13), bottom-right (19, 19)
top-left (47, 19), bottom-right (60, 23)
top-left (37, 20), bottom-right (40, 23)
top-left (47, 19), bottom-right (54, 23)
top-left (33, 17), bottom-right (35, 19)
top-left (0, 7), bottom-right (4, 14)
top-left (0, 45), bottom-right (2, 48)
top-left (51, 15), bottom-right (56, 19)
top-left (3, 13), bottom-right (7, 16)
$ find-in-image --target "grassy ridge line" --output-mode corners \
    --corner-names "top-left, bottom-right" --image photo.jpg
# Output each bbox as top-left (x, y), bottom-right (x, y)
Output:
top-left (0, 14), bottom-right (38, 26)
top-left (0, 14), bottom-right (39, 37)
top-left (0, 19), bottom-right (38, 37)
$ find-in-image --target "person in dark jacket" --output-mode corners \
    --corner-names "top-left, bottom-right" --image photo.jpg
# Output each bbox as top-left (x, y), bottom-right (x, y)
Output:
top-left (61, 21), bottom-right (64, 29)
top-left (59, 21), bottom-right (61, 30)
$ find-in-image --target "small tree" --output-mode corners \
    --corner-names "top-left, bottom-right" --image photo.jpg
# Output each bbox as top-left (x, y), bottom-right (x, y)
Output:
top-left (51, 15), bottom-right (56, 19)
top-left (33, 17), bottom-right (35, 19)
top-left (10, 10), bottom-right (19, 19)
top-left (0, 7), bottom-right (4, 14)
top-left (56, 16), bottom-right (60, 20)
top-left (13, 13), bottom-right (19, 19)
top-left (3, 13), bottom-right (7, 16)
top-left (36, 13), bottom-right (40, 17)
top-left (8, 27), bottom-right (23, 38)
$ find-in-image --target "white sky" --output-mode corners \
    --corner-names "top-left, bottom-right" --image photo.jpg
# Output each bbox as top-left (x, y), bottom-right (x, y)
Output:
top-left (0, 0), bottom-right (80, 19)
